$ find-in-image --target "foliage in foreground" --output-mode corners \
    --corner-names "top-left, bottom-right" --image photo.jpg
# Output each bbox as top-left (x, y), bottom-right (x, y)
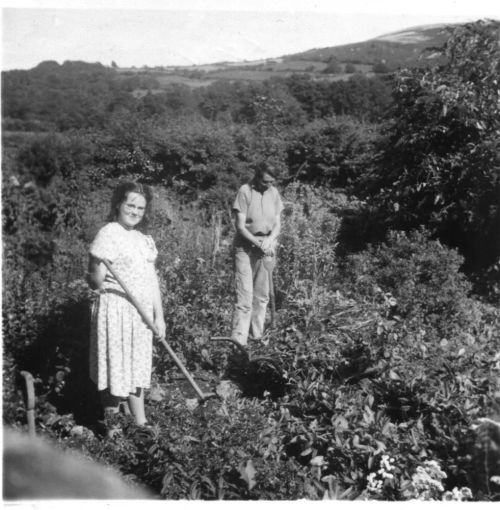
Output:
top-left (3, 179), bottom-right (499, 500)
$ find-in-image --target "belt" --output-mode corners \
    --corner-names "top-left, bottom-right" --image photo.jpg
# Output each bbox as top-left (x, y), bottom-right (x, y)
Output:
top-left (254, 232), bottom-right (271, 237)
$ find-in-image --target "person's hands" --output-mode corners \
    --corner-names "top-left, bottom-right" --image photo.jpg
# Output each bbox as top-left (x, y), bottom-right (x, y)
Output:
top-left (154, 317), bottom-right (166, 340)
top-left (262, 254), bottom-right (276, 272)
top-left (260, 237), bottom-right (275, 256)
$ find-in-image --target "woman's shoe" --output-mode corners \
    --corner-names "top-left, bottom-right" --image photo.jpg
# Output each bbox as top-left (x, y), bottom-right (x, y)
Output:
top-left (95, 419), bottom-right (122, 440)
top-left (134, 422), bottom-right (155, 440)
top-left (102, 410), bottom-right (123, 439)
top-left (106, 425), bottom-right (123, 439)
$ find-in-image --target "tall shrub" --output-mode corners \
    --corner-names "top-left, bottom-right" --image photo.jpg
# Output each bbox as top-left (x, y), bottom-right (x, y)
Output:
top-left (366, 20), bottom-right (500, 275)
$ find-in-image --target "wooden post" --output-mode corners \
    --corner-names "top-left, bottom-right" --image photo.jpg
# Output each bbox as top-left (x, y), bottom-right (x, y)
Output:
top-left (211, 211), bottom-right (222, 266)
top-left (20, 371), bottom-right (36, 437)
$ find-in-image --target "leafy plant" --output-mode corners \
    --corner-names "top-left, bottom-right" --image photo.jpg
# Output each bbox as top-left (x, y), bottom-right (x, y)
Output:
top-left (366, 20), bottom-right (500, 278)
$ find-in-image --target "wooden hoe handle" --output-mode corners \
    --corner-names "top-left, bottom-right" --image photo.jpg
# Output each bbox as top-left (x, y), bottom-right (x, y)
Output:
top-left (102, 259), bottom-right (215, 402)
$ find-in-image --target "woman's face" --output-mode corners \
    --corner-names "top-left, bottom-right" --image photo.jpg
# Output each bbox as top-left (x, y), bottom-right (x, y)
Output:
top-left (255, 172), bottom-right (275, 192)
top-left (117, 192), bottom-right (147, 229)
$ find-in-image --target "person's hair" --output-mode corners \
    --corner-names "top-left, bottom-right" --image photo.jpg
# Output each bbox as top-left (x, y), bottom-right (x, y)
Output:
top-left (253, 161), bottom-right (277, 181)
top-left (107, 181), bottom-right (153, 232)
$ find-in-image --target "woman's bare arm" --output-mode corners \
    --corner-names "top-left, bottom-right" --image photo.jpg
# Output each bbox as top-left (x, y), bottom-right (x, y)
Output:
top-left (87, 255), bottom-right (106, 290)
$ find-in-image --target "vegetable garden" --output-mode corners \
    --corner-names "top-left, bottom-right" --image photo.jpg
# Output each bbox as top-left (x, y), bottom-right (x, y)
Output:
top-left (2, 20), bottom-right (499, 500)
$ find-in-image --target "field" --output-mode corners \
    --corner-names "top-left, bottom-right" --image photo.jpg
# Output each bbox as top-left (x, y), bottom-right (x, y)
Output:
top-left (126, 65), bottom-right (344, 91)
top-left (125, 62), bottom-right (372, 94)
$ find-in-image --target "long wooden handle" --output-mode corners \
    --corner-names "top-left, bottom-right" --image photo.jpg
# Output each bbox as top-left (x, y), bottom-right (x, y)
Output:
top-left (262, 257), bottom-right (276, 328)
top-left (20, 371), bottom-right (36, 437)
top-left (102, 259), bottom-right (210, 401)
top-left (269, 268), bottom-right (276, 328)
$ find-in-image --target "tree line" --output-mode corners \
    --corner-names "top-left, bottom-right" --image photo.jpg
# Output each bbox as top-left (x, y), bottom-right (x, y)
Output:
top-left (2, 60), bottom-right (392, 131)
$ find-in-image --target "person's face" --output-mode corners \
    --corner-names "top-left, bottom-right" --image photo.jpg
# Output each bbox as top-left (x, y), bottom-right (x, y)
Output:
top-left (256, 172), bottom-right (275, 191)
top-left (117, 192), bottom-right (147, 229)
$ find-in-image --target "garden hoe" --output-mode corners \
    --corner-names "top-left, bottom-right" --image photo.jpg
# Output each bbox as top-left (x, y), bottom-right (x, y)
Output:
top-left (212, 251), bottom-right (281, 362)
top-left (210, 254), bottom-right (282, 381)
top-left (208, 333), bottom-right (285, 398)
top-left (209, 336), bottom-right (282, 373)
top-left (102, 259), bottom-right (217, 403)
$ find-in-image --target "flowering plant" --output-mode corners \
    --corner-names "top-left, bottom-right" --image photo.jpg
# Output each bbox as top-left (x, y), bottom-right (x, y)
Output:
top-left (401, 460), bottom-right (473, 501)
top-left (364, 455), bottom-right (396, 499)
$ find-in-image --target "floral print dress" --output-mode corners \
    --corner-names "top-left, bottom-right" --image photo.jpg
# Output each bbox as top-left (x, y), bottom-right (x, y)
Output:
top-left (89, 222), bottom-right (158, 397)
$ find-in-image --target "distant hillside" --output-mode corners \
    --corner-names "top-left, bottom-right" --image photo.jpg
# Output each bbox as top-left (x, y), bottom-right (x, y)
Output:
top-left (283, 24), bottom-right (455, 69)
top-left (114, 23), bottom-right (459, 89)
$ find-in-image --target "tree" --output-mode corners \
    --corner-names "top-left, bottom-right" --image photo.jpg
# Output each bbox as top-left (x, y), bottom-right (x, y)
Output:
top-left (325, 74), bottom-right (392, 121)
top-left (323, 56), bottom-right (342, 74)
top-left (372, 60), bottom-right (390, 73)
top-left (198, 80), bottom-right (239, 121)
top-left (1, 61), bottom-right (136, 130)
top-left (367, 20), bottom-right (500, 275)
top-left (286, 117), bottom-right (379, 188)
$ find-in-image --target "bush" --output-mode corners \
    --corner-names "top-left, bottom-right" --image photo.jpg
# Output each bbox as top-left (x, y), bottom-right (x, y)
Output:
top-left (341, 229), bottom-right (475, 335)
top-left (286, 117), bottom-right (380, 188)
top-left (367, 21), bottom-right (500, 279)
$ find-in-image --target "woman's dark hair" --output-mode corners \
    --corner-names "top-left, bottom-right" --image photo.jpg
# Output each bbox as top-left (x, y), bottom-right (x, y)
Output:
top-left (107, 181), bottom-right (153, 232)
top-left (253, 161), bottom-right (277, 180)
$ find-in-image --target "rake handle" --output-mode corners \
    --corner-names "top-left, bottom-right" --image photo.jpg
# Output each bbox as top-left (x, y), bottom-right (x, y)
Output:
top-left (268, 267), bottom-right (276, 328)
top-left (262, 256), bottom-right (276, 328)
top-left (102, 259), bottom-right (211, 402)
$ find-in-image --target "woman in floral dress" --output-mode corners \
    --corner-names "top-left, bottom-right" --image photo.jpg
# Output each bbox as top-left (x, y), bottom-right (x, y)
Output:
top-left (87, 182), bottom-right (165, 431)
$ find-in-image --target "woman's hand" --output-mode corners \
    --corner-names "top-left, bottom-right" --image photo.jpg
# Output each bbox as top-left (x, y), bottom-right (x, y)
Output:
top-left (154, 316), bottom-right (166, 340)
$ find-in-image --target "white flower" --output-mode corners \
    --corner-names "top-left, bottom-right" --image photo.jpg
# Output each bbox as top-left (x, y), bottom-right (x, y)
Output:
top-left (460, 487), bottom-right (472, 500)
top-left (185, 398), bottom-right (199, 411)
top-left (310, 455), bottom-right (325, 467)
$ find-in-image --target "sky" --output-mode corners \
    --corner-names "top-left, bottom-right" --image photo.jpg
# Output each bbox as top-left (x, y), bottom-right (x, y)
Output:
top-left (2, 0), bottom-right (500, 70)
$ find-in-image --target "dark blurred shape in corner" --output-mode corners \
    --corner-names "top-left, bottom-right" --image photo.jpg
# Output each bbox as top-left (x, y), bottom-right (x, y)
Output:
top-left (3, 427), bottom-right (153, 499)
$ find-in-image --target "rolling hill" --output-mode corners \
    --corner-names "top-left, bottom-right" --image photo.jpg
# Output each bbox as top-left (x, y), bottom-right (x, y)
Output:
top-left (116, 23), bottom-right (458, 89)
top-left (283, 23), bottom-right (454, 69)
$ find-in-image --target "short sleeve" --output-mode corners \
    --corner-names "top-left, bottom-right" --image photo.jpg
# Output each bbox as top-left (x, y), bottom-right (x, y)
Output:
top-left (89, 224), bottom-right (119, 262)
top-left (143, 235), bottom-right (158, 263)
top-left (232, 185), bottom-right (250, 215)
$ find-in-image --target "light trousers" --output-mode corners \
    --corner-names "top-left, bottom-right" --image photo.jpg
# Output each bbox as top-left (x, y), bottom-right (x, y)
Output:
top-left (231, 246), bottom-right (275, 345)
